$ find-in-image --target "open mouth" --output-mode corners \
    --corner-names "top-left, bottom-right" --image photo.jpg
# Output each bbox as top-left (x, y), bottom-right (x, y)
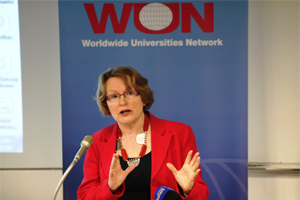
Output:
top-left (120, 110), bottom-right (130, 114)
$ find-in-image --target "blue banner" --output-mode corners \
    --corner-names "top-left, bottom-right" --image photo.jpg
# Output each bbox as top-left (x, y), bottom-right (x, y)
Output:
top-left (59, 1), bottom-right (248, 199)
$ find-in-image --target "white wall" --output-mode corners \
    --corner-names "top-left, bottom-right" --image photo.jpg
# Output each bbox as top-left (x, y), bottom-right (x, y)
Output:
top-left (248, 1), bottom-right (299, 200)
top-left (248, 0), bottom-right (299, 164)
top-left (0, 1), bottom-right (299, 200)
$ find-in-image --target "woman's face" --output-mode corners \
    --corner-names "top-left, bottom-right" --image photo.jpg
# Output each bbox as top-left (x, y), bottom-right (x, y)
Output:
top-left (106, 76), bottom-right (145, 127)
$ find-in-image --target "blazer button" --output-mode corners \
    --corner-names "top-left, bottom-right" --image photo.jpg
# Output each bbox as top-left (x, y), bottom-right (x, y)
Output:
top-left (151, 181), bottom-right (156, 186)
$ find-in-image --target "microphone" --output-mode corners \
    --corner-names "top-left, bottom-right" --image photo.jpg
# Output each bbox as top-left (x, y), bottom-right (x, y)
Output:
top-left (74, 135), bottom-right (94, 162)
top-left (154, 186), bottom-right (183, 200)
top-left (52, 135), bottom-right (94, 200)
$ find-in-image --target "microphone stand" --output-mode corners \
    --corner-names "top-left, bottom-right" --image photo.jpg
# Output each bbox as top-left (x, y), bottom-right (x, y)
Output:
top-left (52, 159), bottom-right (79, 200)
top-left (52, 135), bottom-right (93, 200)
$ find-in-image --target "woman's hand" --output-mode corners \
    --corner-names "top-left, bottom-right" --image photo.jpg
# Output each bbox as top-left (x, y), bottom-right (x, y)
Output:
top-left (166, 150), bottom-right (201, 195)
top-left (108, 153), bottom-right (136, 192)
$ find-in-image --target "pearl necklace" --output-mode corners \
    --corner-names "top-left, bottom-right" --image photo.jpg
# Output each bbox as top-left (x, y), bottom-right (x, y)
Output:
top-left (116, 113), bottom-right (149, 167)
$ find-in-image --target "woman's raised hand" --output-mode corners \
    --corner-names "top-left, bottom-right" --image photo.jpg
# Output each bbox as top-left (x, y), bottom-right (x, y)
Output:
top-left (108, 153), bottom-right (136, 192)
top-left (166, 150), bottom-right (201, 195)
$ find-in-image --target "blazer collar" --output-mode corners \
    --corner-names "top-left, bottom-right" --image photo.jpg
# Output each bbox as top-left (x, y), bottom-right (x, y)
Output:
top-left (149, 112), bottom-right (172, 179)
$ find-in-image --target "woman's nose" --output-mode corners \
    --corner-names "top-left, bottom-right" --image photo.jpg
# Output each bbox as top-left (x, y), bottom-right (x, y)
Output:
top-left (119, 94), bottom-right (127, 105)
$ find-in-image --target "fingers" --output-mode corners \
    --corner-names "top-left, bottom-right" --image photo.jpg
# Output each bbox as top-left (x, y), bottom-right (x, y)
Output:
top-left (108, 153), bottom-right (133, 192)
top-left (109, 153), bottom-right (119, 173)
top-left (194, 168), bottom-right (201, 178)
top-left (166, 163), bottom-right (178, 175)
top-left (184, 150), bottom-right (193, 164)
top-left (188, 151), bottom-right (201, 172)
top-left (190, 152), bottom-right (199, 166)
top-left (124, 163), bottom-right (136, 175)
top-left (196, 156), bottom-right (200, 169)
top-left (191, 156), bottom-right (200, 172)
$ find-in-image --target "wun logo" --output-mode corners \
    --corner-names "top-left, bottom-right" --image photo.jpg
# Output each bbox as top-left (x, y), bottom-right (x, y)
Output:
top-left (139, 3), bottom-right (173, 31)
top-left (84, 2), bottom-right (214, 34)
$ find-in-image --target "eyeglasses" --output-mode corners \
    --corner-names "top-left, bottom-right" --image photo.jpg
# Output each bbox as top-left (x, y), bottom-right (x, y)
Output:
top-left (106, 91), bottom-right (140, 103)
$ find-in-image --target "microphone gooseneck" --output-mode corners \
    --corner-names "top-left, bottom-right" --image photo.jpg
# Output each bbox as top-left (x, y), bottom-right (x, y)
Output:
top-left (52, 135), bottom-right (94, 200)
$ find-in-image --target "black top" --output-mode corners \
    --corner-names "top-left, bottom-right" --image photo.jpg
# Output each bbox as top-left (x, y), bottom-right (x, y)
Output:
top-left (119, 152), bottom-right (151, 200)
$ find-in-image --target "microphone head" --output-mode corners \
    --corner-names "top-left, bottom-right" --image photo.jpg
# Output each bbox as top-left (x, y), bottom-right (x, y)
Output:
top-left (81, 135), bottom-right (94, 149)
top-left (154, 186), bottom-right (182, 200)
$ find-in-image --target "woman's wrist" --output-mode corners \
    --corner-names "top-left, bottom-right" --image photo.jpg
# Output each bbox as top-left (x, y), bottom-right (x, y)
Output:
top-left (178, 183), bottom-right (192, 197)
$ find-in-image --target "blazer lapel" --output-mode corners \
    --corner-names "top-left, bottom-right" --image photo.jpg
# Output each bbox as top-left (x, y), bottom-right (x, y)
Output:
top-left (150, 113), bottom-right (172, 180)
top-left (98, 124), bottom-right (118, 179)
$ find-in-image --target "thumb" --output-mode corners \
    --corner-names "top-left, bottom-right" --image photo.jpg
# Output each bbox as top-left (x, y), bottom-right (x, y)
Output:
top-left (166, 163), bottom-right (178, 175)
top-left (124, 164), bottom-right (136, 176)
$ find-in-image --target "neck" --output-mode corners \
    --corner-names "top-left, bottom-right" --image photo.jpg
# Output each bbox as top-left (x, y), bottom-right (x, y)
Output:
top-left (118, 113), bottom-right (145, 136)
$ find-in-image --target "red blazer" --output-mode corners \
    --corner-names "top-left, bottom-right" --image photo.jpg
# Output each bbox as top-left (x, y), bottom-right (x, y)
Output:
top-left (77, 112), bottom-right (209, 200)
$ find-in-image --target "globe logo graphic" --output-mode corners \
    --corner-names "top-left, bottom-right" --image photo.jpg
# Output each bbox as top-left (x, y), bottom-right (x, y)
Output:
top-left (139, 3), bottom-right (173, 31)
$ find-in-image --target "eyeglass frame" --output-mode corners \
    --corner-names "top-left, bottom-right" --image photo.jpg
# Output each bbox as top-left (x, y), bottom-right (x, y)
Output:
top-left (106, 90), bottom-right (140, 102)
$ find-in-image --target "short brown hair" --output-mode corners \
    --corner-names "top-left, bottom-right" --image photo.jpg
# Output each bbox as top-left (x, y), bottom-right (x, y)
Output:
top-left (95, 66), bottom-right (154, 115)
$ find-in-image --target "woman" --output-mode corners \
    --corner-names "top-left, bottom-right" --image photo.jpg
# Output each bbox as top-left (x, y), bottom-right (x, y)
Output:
top-left (77, 66), bottom-right (209, 199)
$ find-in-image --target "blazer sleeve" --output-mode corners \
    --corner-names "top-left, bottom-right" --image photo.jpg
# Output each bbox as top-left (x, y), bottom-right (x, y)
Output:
top-left (77, 135), bottom-right (125, 200)
top-left (178, 125), bottom-right (209, 200)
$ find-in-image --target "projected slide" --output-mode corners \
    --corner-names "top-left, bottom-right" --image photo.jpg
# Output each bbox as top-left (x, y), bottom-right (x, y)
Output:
top-left (0, 0), bottom-right (23, 152)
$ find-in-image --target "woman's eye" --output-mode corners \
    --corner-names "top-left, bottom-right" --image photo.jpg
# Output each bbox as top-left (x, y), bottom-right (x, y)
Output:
top-left (110, 94), bottom-right (118, 99)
